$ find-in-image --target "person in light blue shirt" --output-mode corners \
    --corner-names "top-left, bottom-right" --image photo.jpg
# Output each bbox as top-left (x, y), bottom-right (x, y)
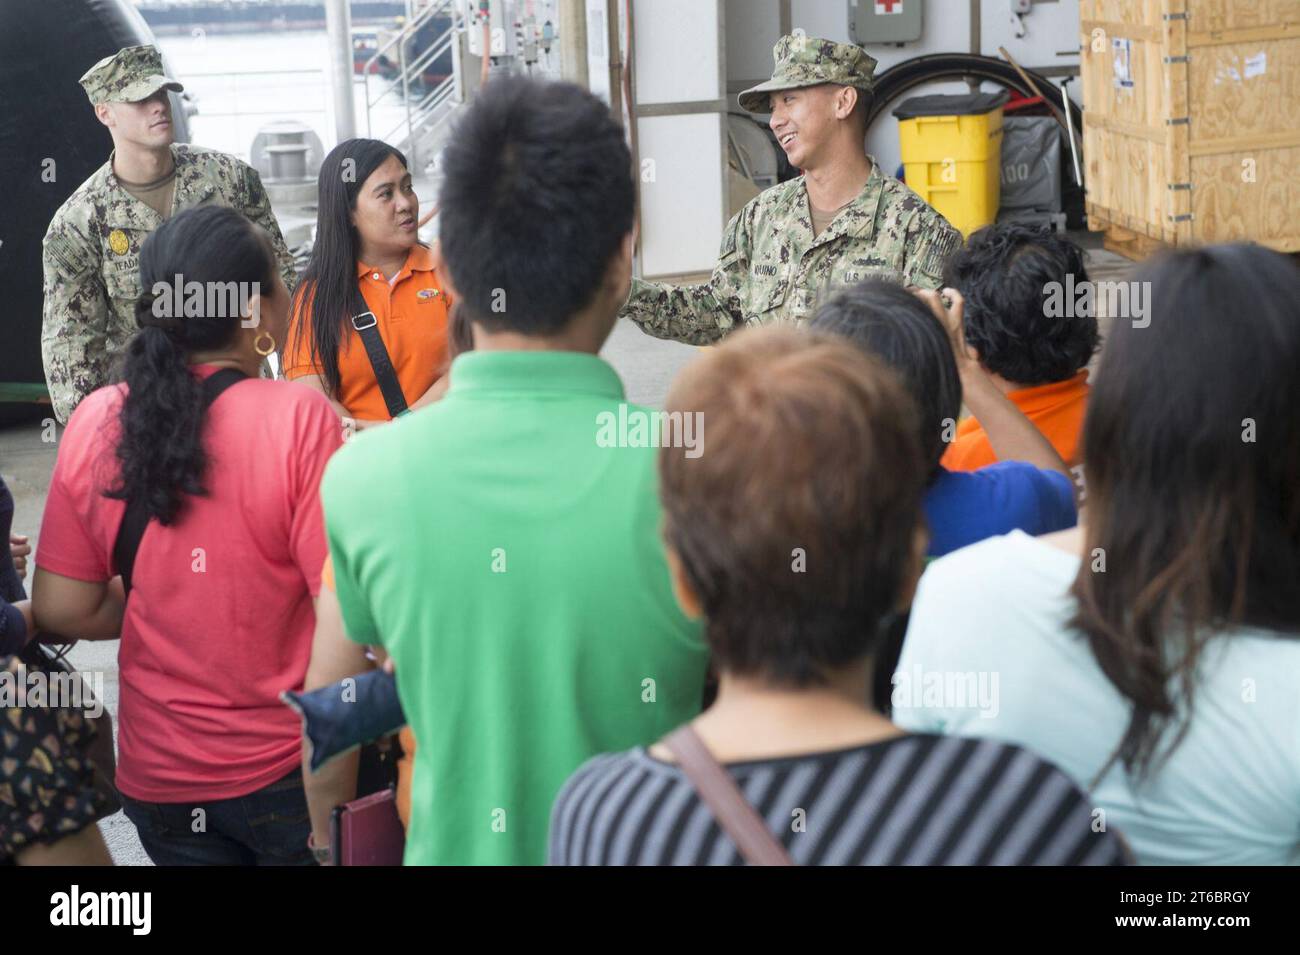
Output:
top-left (897, 244), bottom-right (1300, 865)
top-left (809, 279), bottom-right (1076, 559)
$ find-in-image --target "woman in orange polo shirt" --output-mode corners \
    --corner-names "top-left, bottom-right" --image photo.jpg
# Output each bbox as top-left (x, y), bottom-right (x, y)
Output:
top-left (285, 139), bottom-right (451, 428)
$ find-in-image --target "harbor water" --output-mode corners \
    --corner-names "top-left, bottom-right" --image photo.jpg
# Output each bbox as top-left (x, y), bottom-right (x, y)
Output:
top-left (157, 29), bottom-right (413, 162)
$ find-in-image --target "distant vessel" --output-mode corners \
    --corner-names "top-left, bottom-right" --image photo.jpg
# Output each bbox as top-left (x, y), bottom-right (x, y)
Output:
top-left (138, 2), bottom-right (453, 88)
top-left (137, 0), bottom-right (409, 35)
top-left (352, 28), bottom-right (397, 77)
top-left (352, 17), bottom-right (454, 89)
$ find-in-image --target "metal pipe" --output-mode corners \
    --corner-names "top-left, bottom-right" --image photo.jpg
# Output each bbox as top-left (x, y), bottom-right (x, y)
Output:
top-left (1060, 76), bottom-right (1083, 188)
top-left (998, 46), bottom-right (1070, 134)
top-left (559, 0), bottom-right (588, 86)
top-left (324, 0), bottom-right (356, 143)
top-left (401, 25), bottom-right (415, 168)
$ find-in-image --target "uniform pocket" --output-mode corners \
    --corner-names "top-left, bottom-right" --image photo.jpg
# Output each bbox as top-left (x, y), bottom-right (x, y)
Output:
top-left (103, 256), bottom-right (141, 306)
top-left (245, 774), bottom-right (312, 862)
top-left (755, 278), bottom-right (790, 324)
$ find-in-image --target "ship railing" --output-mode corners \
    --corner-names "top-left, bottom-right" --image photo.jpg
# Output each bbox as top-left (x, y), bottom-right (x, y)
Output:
top-left (360, 0), bottom-right (443, 114)
top-left (379, 70), bottom-right (456, 150)
top-left (363, 0), bottom-right (463, 168)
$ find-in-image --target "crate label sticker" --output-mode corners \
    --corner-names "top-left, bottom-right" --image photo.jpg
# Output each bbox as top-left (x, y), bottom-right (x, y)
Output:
top-left (1218, 52), bottom-right (1266, 85)
top-left (1112, 39), bottom-right (1134, 90)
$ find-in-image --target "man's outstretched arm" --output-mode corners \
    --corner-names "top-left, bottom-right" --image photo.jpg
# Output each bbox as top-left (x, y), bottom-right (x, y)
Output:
top-left (619, 208), bottom-right (751, 346)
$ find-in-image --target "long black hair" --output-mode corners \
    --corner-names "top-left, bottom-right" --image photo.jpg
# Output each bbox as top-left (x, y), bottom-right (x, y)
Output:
top-left (1070, 243), bottom-right (1300, 778)
top-left (107, 204), bottom-right (275, 525)
top-left (289, 138), bottom-right (409, 398)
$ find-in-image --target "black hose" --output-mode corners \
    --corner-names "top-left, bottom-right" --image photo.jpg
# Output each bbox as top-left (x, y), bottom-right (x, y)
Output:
top-left (866, 52), bottom-right (1083, 136)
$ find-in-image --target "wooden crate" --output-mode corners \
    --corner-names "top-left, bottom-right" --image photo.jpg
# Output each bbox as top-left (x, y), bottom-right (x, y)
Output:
top-left (1079, 0), bottom-right (1300, 258)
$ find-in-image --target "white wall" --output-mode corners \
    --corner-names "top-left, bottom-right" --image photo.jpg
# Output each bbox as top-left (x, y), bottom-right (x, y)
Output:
top-left (635, 0), bottom-right (723, 103)
top-left (637, 113), bottom-right (727, 276)
top-left (725, 0), bottom-right (782, 81)
top-left (632, 0), bottom-right (727, 277)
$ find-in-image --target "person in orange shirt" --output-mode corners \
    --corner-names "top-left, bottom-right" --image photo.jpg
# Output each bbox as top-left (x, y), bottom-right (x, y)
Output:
top-left (284, 138), bottom-right (451, 429)
top-left (940, 223), bottom-right (1098, 478)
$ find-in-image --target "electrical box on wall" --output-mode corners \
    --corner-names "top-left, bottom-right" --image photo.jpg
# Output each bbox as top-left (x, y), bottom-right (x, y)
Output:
top-left (849, 0), bottom-right (923, 45)
top-left (465, 0), bottom-right (561, 61)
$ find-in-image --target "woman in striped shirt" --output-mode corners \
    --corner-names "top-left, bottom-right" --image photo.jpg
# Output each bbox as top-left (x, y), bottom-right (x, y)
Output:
top-left (549, 323), bottom-right (1128, 867)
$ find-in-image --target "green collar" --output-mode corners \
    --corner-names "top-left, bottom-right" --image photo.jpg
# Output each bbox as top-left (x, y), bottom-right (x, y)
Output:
top-left (448, 350), bottom-right (626, 400)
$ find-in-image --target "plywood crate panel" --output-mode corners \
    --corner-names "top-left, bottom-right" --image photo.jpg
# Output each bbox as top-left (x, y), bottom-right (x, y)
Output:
top-left (1079, 0), bottom-right (1300, 253)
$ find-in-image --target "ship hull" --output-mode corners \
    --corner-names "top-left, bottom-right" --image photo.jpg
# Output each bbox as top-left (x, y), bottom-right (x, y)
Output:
top-left (140, 2), bottom-right (409, 36)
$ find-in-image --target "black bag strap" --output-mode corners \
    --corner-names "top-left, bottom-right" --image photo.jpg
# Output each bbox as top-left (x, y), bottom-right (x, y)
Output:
top-left (663, 724), bottom-right (795, 866)
top-left (112, 367), bottom-right (248, 597)
top-left (351, 311), bottom-right (409, 418)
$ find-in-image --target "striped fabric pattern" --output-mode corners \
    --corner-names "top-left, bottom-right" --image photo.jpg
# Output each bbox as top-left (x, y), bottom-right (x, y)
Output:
top-left (548, 734), bottom-right (1128, 866)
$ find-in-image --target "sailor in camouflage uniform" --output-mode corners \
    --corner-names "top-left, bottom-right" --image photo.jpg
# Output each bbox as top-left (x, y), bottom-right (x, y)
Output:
top-left (41, 45), bottom-right (296, 423)
top-left (622, 35), bottom-right (962, 346)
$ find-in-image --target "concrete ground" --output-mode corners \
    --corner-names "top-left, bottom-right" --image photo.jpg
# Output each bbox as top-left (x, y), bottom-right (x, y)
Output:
top-left (0, 229), bottom-right (1132, 865)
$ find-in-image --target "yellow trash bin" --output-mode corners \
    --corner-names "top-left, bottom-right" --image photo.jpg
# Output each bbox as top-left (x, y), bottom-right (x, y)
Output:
top-left (892, 92), bottom-right (1007, 238)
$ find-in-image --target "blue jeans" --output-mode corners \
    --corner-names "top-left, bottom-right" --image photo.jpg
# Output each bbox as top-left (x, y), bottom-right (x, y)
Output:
top-left (121, 768), bottom-right (314, 866)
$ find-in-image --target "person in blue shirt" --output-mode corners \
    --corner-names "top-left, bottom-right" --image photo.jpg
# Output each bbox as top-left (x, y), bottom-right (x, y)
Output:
top-left (810, 279), bottom-right (1075, 558)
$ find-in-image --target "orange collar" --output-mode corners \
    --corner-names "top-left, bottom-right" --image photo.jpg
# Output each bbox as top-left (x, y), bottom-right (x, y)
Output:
top-left (1006, 370), bottom-right (1090, 414)
top-left (356, 243), bottom-right (436, 280)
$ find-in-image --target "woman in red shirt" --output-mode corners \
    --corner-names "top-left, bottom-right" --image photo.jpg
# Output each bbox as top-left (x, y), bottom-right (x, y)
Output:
top-left (33, 205), bottom-right (342, 865)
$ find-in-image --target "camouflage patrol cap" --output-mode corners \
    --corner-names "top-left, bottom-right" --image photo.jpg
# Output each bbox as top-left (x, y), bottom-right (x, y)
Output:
top-left (79, 45), bottom-right (184, 106)
top-left (738, 35), bottom-right (878, 115)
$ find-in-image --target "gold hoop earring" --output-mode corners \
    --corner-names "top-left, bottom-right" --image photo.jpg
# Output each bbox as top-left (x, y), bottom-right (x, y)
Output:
top-left (254, 332), bottom-right (276, 356)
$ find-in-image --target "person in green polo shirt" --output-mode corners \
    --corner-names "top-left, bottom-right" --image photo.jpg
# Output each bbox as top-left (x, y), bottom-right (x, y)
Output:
top-left (318, 77), bottom-right (708, 866)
